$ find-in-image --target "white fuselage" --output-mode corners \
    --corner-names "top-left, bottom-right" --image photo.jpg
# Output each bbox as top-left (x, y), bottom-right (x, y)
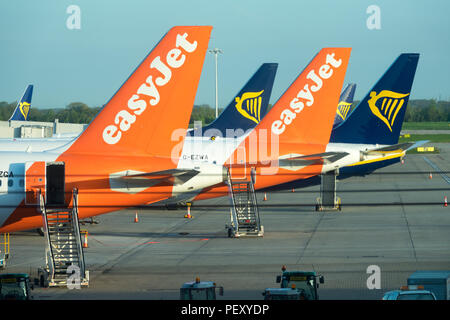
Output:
top-left (0, 135), bottom-right (229, 227)
top-left (0, 145), bottom-right (72, 227)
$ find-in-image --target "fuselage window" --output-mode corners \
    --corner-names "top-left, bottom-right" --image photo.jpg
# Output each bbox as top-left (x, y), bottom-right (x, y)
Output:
top-left (8, 179), bottom-right (13, 187)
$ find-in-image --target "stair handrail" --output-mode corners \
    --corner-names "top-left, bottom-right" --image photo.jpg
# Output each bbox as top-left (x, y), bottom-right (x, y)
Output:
top-left (38, 188), bottom-right (56, 283)
top-left (248, 178), bottom-right (262, 232)
top-left (226, 169), bottom-right (240, 234)
top-left (70, 188), bottom-right (86, 281)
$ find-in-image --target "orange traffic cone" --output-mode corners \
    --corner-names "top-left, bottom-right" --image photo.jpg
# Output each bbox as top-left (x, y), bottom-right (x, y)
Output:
top-left (429, 173), bottom-right (433, 179)
top-left (292, 188), bottom-right (295, 193)
top-left (401, 159), bottom-right (404, 165)
top-left (134, 212), bottom-right (139, 223)
top-left (263, 193), bottom-right (267, 201)
top-left (445, 196), bottom-right (448, 207)
top-left (184, 203), bottom-right (193, 219)
top-left (83, 232), bottom-right (88, 248)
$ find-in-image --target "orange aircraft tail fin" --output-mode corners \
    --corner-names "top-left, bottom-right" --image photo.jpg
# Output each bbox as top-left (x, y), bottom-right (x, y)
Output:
top-left (66, 26), bottom-right (212, 159)
top-left (262, 48), bottom-right (351, 146)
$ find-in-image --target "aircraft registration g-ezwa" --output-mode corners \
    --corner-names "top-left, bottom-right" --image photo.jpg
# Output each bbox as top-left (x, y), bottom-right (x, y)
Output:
top-left (0, 26), bottom-right (220, 233)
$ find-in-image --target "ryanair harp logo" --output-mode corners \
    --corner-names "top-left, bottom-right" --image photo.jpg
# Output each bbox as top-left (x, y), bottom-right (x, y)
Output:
top-left (368, 90), bottom-right (409, 132)
top-left (235, 90), bottom-right (264, 124)
top-left (336, 101), bottom-right (351, 121)
top-left (19, 102), bottom-right (30, 120)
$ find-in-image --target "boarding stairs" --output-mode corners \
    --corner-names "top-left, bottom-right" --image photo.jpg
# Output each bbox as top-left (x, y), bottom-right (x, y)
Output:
top-left (225, 171), bottom-right (264, 237)
top-left (315, 169), bottom-right (342, 211)
top-left (38, 188), bottom-right (89, 287)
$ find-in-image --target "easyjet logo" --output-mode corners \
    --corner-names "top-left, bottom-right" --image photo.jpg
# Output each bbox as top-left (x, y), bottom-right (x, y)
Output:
top-left (103, 33), bottom-right (198, 145)
top-left (271, 53), bottom-right (342, 135)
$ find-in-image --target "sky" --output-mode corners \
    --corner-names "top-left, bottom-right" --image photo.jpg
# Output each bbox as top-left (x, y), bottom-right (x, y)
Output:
top-left (1, 0), bottom-right (449, 109)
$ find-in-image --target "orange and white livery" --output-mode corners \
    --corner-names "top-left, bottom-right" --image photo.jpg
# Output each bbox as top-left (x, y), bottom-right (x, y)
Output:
top-left (0, 26), bottom-right (220, 233)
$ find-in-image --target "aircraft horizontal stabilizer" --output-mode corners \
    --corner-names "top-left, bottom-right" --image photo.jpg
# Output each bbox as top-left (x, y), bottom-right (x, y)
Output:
top-left (363, 140), bottom-right (428, 155)
top-left (46, 169), bottom-right (201, 196)
top-left (405, 140), bottom-right (429, 151)
top-left (107, 168), bottom-right (201, 194)
top-left (118, 168), bottom-right (200, 185)
top-left (279, 151), bottom-right (349, 165)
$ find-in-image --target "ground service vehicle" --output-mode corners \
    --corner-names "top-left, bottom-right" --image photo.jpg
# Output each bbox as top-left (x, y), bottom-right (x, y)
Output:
top-left (263, 287), bottom-right (307, 300)
top-left (382, 285), bottom-right (436, 300)
top-left (276, 266), bottom-right (324, 300)
top-left (180, 277), bottom-right (224, 300)
top-left (0, 273), bottom-right (33, 300)
top-left (407, 271), bottom-right (450, 300)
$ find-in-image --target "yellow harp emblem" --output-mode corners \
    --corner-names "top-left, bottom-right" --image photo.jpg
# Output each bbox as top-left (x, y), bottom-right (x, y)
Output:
top-left (368, 90), bottom-right (409, 132)
top-left (19, 102), bottom-right (31, 120)
top-left (234, 90), bottom-right (264, 124)
top-left (336, 101), bottom-right (351, 121)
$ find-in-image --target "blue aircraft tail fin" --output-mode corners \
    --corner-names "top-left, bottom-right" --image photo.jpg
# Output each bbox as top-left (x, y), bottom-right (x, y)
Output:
top-left (188, 63), bottom-right (277, 137)
top-left (331, 54), bottom-right (419, 145)
top-left (333, 83), bottom-right (356, 128)
top-left (9, 85), bottom-right (33, 121)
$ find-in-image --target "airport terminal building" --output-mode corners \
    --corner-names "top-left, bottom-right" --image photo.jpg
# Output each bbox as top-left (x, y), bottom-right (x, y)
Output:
top-left (0, 119), bottom-right (86, 138)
